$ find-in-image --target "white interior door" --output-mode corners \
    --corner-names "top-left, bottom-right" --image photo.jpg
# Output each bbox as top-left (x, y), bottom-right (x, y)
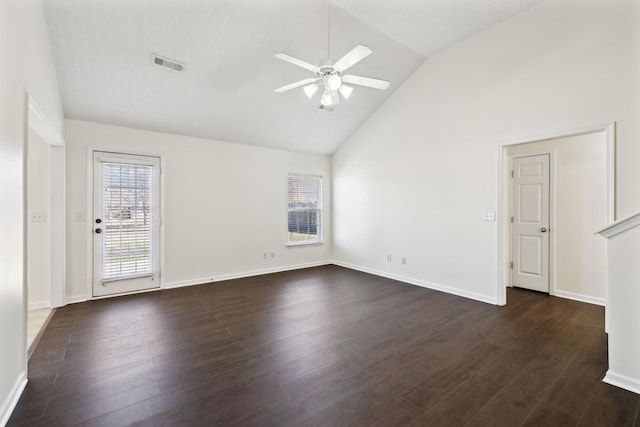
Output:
top-left (512, 154), bottom-right (550, 293)
top-left (93, 152), bottom-right (160, 297)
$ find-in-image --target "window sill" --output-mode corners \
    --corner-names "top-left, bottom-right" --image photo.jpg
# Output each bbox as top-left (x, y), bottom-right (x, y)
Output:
top-left (287, 241), bottom-right (324, 248)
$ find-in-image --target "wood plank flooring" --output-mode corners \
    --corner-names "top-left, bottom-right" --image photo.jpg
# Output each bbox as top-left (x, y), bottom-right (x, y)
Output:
top-left (8, 265), bottom-right (640, 426)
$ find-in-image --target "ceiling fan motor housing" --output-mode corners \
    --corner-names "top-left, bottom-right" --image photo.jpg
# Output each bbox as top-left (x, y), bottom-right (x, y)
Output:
top-left (316, 60), bottom-right (339, 77)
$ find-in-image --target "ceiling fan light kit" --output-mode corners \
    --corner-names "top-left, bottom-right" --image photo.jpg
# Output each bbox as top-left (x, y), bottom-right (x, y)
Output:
top-left (338, 85), bottom-right (353, 99)
top-left (303, 83), bottom-right (319, 98)
top-left (325, 74), bottom-right (342, 91)
top-left (273, 44), bottom-right (390, 111)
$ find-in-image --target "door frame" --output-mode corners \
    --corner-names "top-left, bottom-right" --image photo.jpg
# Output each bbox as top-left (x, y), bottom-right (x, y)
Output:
top-left (26, 95), bottom-right (65, 309)
top-left (497, 122), bottom-right (616, 307)
top-left (86, 148), bottom-right (165, 300)
top-left (509, 151), bottom-right (554, 295)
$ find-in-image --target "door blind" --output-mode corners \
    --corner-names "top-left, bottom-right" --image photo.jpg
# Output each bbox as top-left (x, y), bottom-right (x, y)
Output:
top-left (102, 162), bottom-right (153, 279)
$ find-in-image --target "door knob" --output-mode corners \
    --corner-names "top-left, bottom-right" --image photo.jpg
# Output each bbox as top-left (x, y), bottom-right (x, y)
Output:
top-left (540, 227), bottom-right (547, 232)
top-left (95, 228), bottom-right (102, 234)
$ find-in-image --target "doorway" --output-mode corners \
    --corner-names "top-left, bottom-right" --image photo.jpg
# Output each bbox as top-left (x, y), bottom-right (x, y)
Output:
top-left (92, 151), bottom-right (161, 297)
top-left (498, 124), bottom-right (615, 307)
top-left (25, 95), bottom-right (65, 356)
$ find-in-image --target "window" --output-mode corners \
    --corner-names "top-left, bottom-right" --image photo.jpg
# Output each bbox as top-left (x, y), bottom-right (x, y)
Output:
top-left (288, 174), bottom-right (323, 245)
top-left (102, 162), bottom-right (153, 279)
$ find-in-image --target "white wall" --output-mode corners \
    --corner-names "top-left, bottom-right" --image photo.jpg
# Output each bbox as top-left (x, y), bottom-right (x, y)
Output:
top-left (0, 0), bottom-right (64, 424)
top-left (508, 132), bottom-right (607, 304)
top-left (28, 128), bottom-right (52, 309)
top-left (65, 120), bottom-right (332, 301)
top-left (598, 211), bottom-right (640, 394)
top-left (332, 0), bottom-right (640, 304)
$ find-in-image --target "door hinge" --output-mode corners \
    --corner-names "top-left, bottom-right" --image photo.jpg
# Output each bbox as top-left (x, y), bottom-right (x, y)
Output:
top-left (510, 216), bottom-right (514, 223)
top-left (510, 262), bottom-right (513, 269)
top-left (511, 170), bottom-right (514, 177)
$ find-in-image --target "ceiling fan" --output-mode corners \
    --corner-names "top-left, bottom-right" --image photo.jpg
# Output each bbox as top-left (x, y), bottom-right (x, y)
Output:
top-left (273, 44), bottom-right (390, 111)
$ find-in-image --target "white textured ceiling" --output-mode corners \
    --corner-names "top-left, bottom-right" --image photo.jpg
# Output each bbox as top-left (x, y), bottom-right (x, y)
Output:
top-left (333, 0), bottom-right (545, 57)
top-left (42, 0), bottom-right (544, 155)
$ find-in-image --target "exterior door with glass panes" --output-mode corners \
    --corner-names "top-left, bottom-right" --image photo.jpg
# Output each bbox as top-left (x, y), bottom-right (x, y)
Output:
top-left (93, 152), bottom-right (160, 297)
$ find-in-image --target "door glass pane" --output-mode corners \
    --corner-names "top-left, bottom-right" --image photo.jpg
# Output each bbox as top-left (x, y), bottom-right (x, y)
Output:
top-left (102, 162), bottom-right (153, 279)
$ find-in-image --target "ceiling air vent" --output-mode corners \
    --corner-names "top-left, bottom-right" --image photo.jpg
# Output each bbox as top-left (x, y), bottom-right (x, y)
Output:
top-left (151, 54), bottom-right (184, 73)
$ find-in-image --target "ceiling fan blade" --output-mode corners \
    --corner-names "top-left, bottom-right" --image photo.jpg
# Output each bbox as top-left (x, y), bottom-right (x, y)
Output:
top-left (333, 45), bottom-right (372, 72)
top-left (274, 78), bottom-right (319, 93)
top-left (274, 53), bottom-right (318, 72)
top-left (342, 74), bottom-right (390, 90)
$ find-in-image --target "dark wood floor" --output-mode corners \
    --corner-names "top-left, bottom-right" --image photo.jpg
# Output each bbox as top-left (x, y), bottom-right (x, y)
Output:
top-left (9, 265), bottom-right (640, 426)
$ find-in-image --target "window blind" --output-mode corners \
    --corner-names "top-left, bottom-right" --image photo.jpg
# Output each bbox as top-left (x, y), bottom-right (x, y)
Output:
top-left (288, 174), bottom-right (322, 244)
top-left (102, 162), bottom-right (153, 279)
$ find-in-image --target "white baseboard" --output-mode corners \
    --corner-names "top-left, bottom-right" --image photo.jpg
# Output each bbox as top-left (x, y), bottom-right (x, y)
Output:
top-left (603, 370), bottom-right (640, 395)
top-left (163, 261), bottom-right (332, 290)
top-left (0, 372), bottom-right (27, 427)
top-left (554, 290), bottom-right (605, 306)
top-left (66, 260), bottom-right (496, 307)
top-left (66, 294), bottom-right (88, 305)
top-left (65, 262), bottom-right (333, 303)
top-left (331, 260), bottom-right (497, 305)
top-left (28, 300), bottom-right (51, 310)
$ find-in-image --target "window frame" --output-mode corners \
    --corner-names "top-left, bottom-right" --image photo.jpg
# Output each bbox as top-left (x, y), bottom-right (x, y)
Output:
top-left (287, 173), bottom-right (323, 247)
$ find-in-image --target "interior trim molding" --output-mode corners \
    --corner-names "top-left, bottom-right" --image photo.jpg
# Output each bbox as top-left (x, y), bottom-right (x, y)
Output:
top-left (27, 93), bottom-right (66, 311)
top-left (66, 294), bottom-right (89, 305)
top-left (497, 122), bottom-right (616, 307)
top-left (596, 209), bottom-right (640, 239)
top-left (164, 261), bottom-right (332, 290)
top-left (68, 260), bottom-right (498, 306)
top-left (0, 372), bottom-right (27, 427)
top-left (604, 370), bottom-right (640, 396)
top-left (27, 300), bottom-right (51, 310)
top-left (65, 261), bottom-right (332, 303)
top-left (553, 290), bottom-right (605, 307)
top-left (332, 260), bottom-right (497, 305)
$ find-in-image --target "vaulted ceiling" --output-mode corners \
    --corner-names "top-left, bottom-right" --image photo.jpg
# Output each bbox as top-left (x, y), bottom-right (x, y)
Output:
top-left (43, 0), bottom-right (544, 155)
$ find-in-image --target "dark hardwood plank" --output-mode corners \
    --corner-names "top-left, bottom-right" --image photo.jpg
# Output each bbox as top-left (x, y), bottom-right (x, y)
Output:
top-left (577, 382), bottom-right (640, 426)
top-left (7, 265), bottom-right (639, 426)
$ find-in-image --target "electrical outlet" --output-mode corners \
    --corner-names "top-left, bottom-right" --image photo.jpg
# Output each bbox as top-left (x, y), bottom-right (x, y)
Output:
top-left (401, 257), bottom-right (407, 265)
top-left (262, 252), bottom-right (268, 259)
top-left (484, 211), bottom-right (496, 221)
top-left (270, 252), bottom-right (275, 258)
top-left (386, 254), bottom-right (392, 262)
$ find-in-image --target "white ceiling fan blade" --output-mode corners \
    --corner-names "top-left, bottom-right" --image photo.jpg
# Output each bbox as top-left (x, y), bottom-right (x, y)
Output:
top-left (333, 45), bottom-right (372, 72)
top-left (274, 78), bottom-right (319, 93)
top-left (342, 74), bottom-right (390, 90)
top-left (274, 53), bottom-right (318, 72)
